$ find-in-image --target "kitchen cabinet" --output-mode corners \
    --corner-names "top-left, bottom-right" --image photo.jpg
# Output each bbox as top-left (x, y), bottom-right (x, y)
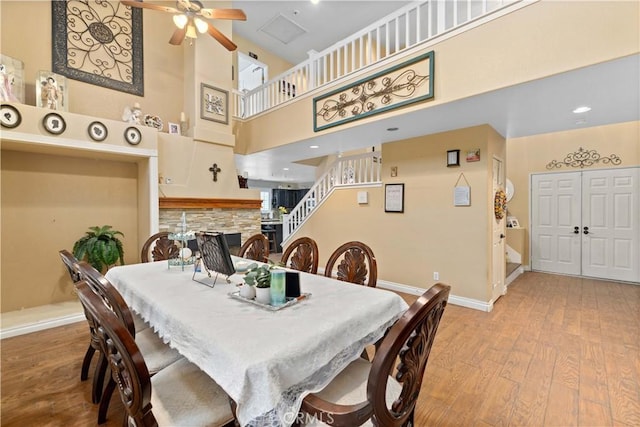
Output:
top-left (272, 189), bottom-right (309, 210)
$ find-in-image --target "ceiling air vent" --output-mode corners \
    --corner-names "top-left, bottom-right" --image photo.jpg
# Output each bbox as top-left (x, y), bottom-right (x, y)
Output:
top-left (258, 13), bottom-right (307, 45)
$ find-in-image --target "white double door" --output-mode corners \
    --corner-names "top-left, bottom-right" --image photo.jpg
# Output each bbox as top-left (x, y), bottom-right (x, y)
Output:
top-left (531, 167), bottom-right (639, 282)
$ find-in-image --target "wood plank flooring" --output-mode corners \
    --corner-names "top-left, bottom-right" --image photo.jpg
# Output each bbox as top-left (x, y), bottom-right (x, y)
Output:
top-left (1, 272), bottom-right (639, 426)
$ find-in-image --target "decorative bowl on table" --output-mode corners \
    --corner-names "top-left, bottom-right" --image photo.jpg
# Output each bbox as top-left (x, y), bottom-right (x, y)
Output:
top-left (234, 260), bottom-right (252, 273)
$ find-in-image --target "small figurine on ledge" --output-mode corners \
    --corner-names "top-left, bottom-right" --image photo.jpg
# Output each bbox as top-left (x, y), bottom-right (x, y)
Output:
top-left (122, 102), bottom-right (142, 124)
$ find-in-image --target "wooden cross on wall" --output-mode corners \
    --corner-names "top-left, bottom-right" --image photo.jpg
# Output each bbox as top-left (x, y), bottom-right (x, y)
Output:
top-left (209, 163), bottom-right (221, 182)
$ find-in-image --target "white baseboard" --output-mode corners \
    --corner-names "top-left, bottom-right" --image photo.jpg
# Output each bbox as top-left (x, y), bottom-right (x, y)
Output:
top-left (0, 313), bottom-right (85, 340)
top-left (377, 280), bottom-right (493, 312)
top-left (506, 265), bottom-right (525, 287)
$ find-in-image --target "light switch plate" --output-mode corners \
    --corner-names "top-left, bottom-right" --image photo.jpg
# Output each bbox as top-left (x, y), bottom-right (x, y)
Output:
top-left (357, 191), bottom-right (368, 204)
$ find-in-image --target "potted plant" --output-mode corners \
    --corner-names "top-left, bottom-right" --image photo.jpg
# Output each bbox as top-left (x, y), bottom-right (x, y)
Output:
top-left (73, 225), bottom-right (125, 273)
top-left (243, 262), bottom-right (274, 304)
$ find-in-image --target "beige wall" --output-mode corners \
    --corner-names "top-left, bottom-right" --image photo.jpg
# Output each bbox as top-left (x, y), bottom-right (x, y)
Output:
top-left (293, 125), bottom-right (505, 303)
top-left (235, 0), bottom-right (639, 154)
top-left (1, 150), bottom-right (139, 312)
top-left (0, 1), bottom-right (255, 313)
top-left (506, 120), bottom-right (640, 265)
top-left (0, 1), bottom-right (185, 125)
top-left (158, 133), bottom-right (259, 199)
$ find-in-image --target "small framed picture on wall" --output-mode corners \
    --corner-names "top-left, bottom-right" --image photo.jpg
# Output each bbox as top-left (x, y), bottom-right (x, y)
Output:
top-left (168, 122), bottom-right (180, 134)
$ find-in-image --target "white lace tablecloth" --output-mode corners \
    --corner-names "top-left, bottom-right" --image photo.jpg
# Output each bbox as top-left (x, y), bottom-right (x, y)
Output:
top-left (105, 258), bottom-right (408, 427)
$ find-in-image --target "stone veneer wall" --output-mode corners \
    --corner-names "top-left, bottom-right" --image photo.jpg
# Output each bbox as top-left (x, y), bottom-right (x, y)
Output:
top-left (159, 208), bottom-right (261, 245)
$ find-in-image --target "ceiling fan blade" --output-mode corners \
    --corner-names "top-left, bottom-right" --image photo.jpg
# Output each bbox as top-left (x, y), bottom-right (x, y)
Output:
top-left (200, 8), bottom-right (246, 21)
top-left (207, 24), bottom-right (237, 51)
top-left (121, 0), bottom-right (179, 14)
top-left (169, 27), bottom-right (186, 45)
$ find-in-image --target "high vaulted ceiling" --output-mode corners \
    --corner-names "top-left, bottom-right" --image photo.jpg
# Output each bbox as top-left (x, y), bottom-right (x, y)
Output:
top-left (231, 2), bottom-right (640, 184)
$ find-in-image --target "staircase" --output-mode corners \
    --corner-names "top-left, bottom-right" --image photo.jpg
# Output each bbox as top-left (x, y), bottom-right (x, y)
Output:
top-left (282, 152), bottom-right (382, 243)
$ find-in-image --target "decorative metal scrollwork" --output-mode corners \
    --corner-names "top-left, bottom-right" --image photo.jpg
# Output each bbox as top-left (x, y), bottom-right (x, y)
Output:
top-left (52, 1), bottom-right (144, 96)
top-left (316, 69), bottom-right (429, 124)
top-left (546, 147), bottom-right (622, 169)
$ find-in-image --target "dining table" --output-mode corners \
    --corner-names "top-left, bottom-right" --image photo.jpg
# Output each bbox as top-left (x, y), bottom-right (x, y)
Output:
top-left (105, 256), bottom-right (409, 427)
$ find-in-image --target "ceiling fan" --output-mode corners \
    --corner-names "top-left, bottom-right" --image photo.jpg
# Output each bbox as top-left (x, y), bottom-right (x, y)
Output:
top-left (121, 0), bottom-right (246, 51)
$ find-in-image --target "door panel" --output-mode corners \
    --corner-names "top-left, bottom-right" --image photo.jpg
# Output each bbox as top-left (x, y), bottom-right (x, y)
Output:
top-left (531, 173), bottom-right (581, 275)
top-left (582, 168), bottom-right (639, 281)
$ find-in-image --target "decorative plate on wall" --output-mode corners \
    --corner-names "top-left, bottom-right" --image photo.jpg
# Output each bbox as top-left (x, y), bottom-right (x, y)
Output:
top-left (0, 104), bottom-right (21, 128)
top-left (88, 121), bottom-right (108, 142)
top-left (43, 112), bottom-right (66, 135)
top-left (124, 126), bottom-right (142, 145)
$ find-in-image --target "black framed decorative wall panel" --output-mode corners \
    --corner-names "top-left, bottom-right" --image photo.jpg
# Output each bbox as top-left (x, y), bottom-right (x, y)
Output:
top-left (313, 51), bottom-right (434, 132)
top-left (52, 1), bottom-right (144, 96)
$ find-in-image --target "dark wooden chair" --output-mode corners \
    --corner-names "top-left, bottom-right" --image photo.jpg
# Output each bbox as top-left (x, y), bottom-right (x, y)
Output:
top-left (238, 233), bottom-right (270, 263)
top-left (281, 237), bottom-right (320, 274)
top-left (301, 283), bottom-right (451, 426)
top-left (77, 262), bottom-right (182, 423)
top-left (324, 241), bottom-right (378, 287)
top-left (59, 249), bottom-right (96, 383)
top-left (59, 249), bottom-right (82, 283)
top-left (140, 231), bottom-right (180, 263)
top-left (75, 280), bottom-right (236, 427)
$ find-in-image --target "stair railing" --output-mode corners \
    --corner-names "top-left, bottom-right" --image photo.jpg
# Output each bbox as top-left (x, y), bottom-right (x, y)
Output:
top-left (282, 152), bottom-right (382, 242)
top-left (234, 0), bottom-right (523, 118)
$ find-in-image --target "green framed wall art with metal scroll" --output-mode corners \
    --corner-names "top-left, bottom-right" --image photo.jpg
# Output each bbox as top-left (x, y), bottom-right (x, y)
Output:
top-left (51, 0), bottom-right (144, 96)
top-left (313, 51), bottom-right (434, 132)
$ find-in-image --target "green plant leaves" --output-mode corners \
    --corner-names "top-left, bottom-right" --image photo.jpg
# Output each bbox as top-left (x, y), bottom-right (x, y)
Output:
top-left (73, 225), bottom-right (125, 273)
top-left (243, 263), bottom-right (274, 288)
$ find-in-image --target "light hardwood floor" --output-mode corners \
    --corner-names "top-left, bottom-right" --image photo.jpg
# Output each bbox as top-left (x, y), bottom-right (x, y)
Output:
top-left (1, 272), bottom-right (639, 426)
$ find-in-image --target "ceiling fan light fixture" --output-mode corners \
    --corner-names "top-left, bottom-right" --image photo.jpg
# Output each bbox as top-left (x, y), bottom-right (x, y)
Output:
top-left (173, 14), bottom-right (188, 29)
top-left (194, 17), bottom-right (208, 33)
top-left (185, 21), bottom-right (198, 39)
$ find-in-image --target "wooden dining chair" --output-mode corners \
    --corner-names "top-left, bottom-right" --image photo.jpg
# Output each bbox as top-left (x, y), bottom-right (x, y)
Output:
top-left (77, 262), bottom-right (182, 423)
top-left (324, 241), bottom-right (378, 287)
top-left (281, 237), bottom-right (319, 274)
top-left (300, 283), bottom-right (451, 426)
top-left (59, 249), bottom-right (97, 384)
top-left (75, 280), bottom-right (236, 427)
top-left (59, 249), bottom-right (82, 283)
top-left (140, 231), bottom-right (180, 263)
top-left (238, 233), bottom-right (270, 263)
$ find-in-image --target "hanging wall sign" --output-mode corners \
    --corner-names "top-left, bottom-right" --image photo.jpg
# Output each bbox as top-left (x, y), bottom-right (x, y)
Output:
top-left (453, 173), bottom-right (471, 206)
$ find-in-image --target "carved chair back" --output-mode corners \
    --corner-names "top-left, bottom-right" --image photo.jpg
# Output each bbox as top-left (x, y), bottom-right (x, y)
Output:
top-left (77, 261), bottom-right (136, 337)
top-left (238, 233), bottom-right (270, 263)
top-left (281, 237), bottom-right (319, 274)
top-left (75, 280), bottom-right (156, 427)
top-left (59, 249), bottom-right (82, 283)
top-left (367, 283), bottom-right (450, 426)
top-left (324, 241), bottom-right (378, 287)
top-left (141, 231), bottom-right (180, 263)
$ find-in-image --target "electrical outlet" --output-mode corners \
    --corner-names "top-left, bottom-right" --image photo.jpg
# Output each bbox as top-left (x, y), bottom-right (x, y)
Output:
top-left (165, 177), bottom-right (173, 184)
top-left (433, 272), bottom-right (439, 280)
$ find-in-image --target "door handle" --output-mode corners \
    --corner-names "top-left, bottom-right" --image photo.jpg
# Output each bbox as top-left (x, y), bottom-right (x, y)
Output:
top-left (583, 226), bottom-right (589, 235)
top-left (574, 226), bottom-right (580, 234)
top-left (500, 234), bottom-right (505, 239)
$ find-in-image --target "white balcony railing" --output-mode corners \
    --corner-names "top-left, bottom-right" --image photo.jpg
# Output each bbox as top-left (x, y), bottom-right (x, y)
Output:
top-left (282, 152), bottom-right (382, 242)
top-left (233, 0), bottom-right (522, 119)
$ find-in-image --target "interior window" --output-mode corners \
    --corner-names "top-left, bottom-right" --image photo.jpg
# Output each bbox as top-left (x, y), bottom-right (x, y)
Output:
top-left (260, 191), bottom-right (271, 212)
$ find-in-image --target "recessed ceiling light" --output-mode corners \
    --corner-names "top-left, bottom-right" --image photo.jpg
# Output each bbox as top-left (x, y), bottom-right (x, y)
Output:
top-left (310, 145), bottom-right (319, 149)
top-left (387, 127), bottom-right (399, 131)
top-left (573, 106), bottom-right (591, 114)
top-left (310, 0), bottom-right (320, 4)
top-left (283, 167), bottom-right (289, 171)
